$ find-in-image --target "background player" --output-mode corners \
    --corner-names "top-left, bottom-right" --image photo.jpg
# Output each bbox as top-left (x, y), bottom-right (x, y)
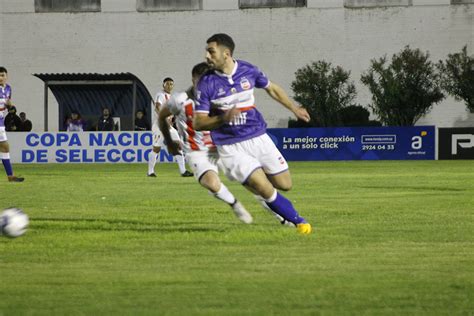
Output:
top-left (148, 77), bottom-right (193, 177)
top-left (158, 62), bottom-right (252, 224)
top-left (194, 34), bottom-right (312, 234)
top-left (0, 67), bottom-right (24, 182)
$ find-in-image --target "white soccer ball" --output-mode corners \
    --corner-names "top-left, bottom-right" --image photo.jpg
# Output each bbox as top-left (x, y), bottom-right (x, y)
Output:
top-left (1, 207), bottom-right (29, 238)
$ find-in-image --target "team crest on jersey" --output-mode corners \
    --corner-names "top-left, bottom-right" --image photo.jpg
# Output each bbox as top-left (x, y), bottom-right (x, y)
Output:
top-left (240, 77), bottom-right (251, 90)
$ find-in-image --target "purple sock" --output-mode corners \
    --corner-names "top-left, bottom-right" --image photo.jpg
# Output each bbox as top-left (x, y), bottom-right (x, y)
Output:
top-left (266, 192), bottom-right (306, 225)
top-left (2, 159), bottom-right (13, 176)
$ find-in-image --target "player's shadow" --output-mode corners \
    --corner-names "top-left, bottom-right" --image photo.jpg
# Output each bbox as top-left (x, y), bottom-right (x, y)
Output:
top-left (358, 185), bottom-right (466, 192)
top-left (31, 217), bottom-right (225, 233)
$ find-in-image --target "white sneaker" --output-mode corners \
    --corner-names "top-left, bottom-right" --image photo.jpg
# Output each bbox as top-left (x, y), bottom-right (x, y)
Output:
top-left (231, 201), bottom-right (253, 224)
top-left (270, 211), bottom-right (296, 227)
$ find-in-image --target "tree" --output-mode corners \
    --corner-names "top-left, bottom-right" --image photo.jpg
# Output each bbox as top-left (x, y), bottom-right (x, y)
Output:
top-left (290, 61), bottom-right (357, 127)
top-left (361, 46), bottom-right (445, 126)
top-left (437, 45), bottom-right (474, 112)
top-left (336, 105), bottom-right (381, 126)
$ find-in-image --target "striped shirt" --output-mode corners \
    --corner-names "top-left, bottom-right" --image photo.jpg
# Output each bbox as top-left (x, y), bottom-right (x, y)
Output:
top-left (165, 90), bottom-right (215, 153)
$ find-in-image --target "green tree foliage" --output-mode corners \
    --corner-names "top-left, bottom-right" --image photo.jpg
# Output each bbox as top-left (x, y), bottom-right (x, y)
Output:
top-left (437, 45), bottom-right (474, 112)
top-left (291, 61), bottom-right (357, 127)
top-left (335, 105), bottom-right (382, 127)
top-left (361, 46), bottom-right (444, 126)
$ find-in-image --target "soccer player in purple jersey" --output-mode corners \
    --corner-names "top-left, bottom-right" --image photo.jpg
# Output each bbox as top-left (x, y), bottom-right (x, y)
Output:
top-left (0, 67), bottom-right (24, 182)
top-left (194, 34), bottom-right (312, 234)
top-left (159, 62), bottom-right (252, 224)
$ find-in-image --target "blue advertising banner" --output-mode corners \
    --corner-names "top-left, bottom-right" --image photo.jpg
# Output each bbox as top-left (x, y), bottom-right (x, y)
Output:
top-left (8, 127), bottom-right (435, 163)
top-left (266, 126), bottom-right (435, 161)
top-left (8, 132), bottom-right (175, 163)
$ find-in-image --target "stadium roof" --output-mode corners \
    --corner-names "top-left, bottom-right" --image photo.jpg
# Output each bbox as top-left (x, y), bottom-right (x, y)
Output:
top-left (34, 72), bottom-right (152, 131)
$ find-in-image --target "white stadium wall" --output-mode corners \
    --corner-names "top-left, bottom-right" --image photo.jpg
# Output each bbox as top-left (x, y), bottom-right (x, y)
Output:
top-left (1, 0), bottom-right (473, 131)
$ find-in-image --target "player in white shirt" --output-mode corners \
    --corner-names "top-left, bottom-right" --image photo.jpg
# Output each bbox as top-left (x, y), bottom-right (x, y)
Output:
top-left (158, 62), bottom-right (252, 224)
top-left (148, 77), bottom-right (193, 177)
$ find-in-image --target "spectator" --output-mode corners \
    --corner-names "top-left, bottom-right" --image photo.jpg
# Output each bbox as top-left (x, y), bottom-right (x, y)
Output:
top-left (134, 110), bottom-right (150, 131)
top-left (19, 112), bottom-right (32, 131)
top-left (96, 108), bottom-right (115, 131)
top-left (5, 106), bottom-right (22, 132)
top-left (0, 66), bottom-right (24, 182)
top-left (66, 112), bottom-right (86, 131)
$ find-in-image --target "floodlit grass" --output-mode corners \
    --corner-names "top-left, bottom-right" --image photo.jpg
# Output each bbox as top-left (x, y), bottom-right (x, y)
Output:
top-left (1, 161), bottom-right (473, 315)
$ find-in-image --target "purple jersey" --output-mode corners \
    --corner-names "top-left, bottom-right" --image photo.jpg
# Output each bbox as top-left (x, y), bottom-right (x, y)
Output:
top-left (195, 60), bottom-right (270, 145)
top-left (0, 84), bottom-right (12, 128)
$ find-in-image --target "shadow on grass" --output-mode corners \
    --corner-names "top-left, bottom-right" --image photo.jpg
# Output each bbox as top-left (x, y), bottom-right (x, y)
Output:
top-left (30, 217), bottom-right (225, 233)
top-left (359, 186), bottom-right (466, 192)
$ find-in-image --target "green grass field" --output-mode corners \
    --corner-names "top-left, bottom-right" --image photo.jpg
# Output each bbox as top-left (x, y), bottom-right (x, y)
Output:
top-left (1, 161), bottom-right (473, 315)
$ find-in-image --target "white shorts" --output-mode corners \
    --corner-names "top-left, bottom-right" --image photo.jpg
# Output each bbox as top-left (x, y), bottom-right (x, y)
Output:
top-left (0, 127), bottom-right (7, 142)
top-left (186, 150), bottom-right (221, 181)
top-left (152, 127), bottom-right (180, 148)
top-left (217, 133), bottom-right (289, 183)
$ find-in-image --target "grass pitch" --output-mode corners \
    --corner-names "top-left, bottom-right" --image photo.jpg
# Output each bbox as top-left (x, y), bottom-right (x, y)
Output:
top-left (1, 161), bottom-right (473, 315)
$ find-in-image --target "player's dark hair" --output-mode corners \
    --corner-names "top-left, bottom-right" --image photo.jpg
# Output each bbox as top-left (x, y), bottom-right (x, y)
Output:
top-left (163, 77), bottom-right (174, 84)
top-left (0, 67), bottom-right (7, 73)
top-left (207, 33), bottom-right (235, 56)
top-left (192, 62), bottom-right (211, 78)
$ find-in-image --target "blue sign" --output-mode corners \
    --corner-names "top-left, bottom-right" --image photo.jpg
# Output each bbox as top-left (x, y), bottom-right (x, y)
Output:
top-left (267, 126), bottom-right (435, 161)
top-left (8, 132), bottom-right (175, 164)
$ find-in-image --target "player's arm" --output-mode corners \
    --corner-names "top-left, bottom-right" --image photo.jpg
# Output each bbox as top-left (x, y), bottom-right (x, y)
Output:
top-left (193, 77), bottom-right (241, 130)
top-left (265, 82), bottom-right (310, 123)
top-left (193, 107), bottom-right (241, 131)
top-left (154, 101), bottom-right (162, 115)
top-left (158, 106), bottom-right (181, 155)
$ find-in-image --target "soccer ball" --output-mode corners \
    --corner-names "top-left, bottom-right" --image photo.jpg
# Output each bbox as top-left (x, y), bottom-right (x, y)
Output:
top-left (1, 207), bottom-right (29, 238)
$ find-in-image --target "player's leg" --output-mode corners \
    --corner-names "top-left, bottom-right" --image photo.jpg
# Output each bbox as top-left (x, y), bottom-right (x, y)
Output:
top-left (251, 134), bottom-right (305, 226)
top-left (174, 148), bottom-right (193, 177)
top-left (147, 146), bottom-right (160, 177)
top-left (200, 170), bottom-right (252, 224)
top-left (267, 171), bottom-right (292, 192)
top-left (252, 194), bottom-right (295, 227)
top-left (148, 129), bottom-right (162, 176)
top-left (245, 134), bottom-right (297, 226)
top-left (218, 139), bottom-right (311, 233)
top-left (245, 169), bottom-right (310, 233)
top-left (188, 151), bottom-right (251, 223)
top-left (0, 138), bottom-right (24, 182)
top-left (170, 128), bottom-right (193, 177)
top-left (256, 133), bottom-right (293, 191)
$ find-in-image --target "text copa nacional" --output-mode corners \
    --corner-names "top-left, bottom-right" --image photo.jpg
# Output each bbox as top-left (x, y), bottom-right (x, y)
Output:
top-left (21, 132), bottom-right (165, 163)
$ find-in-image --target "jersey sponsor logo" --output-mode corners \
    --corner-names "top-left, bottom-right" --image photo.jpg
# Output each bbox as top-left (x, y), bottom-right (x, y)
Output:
top-left (217, 87), bottom-right (226, 96)
top-left (210, 89), bottom-right (255, 112)
top-left (229, 112), bottom-right (248, 126)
